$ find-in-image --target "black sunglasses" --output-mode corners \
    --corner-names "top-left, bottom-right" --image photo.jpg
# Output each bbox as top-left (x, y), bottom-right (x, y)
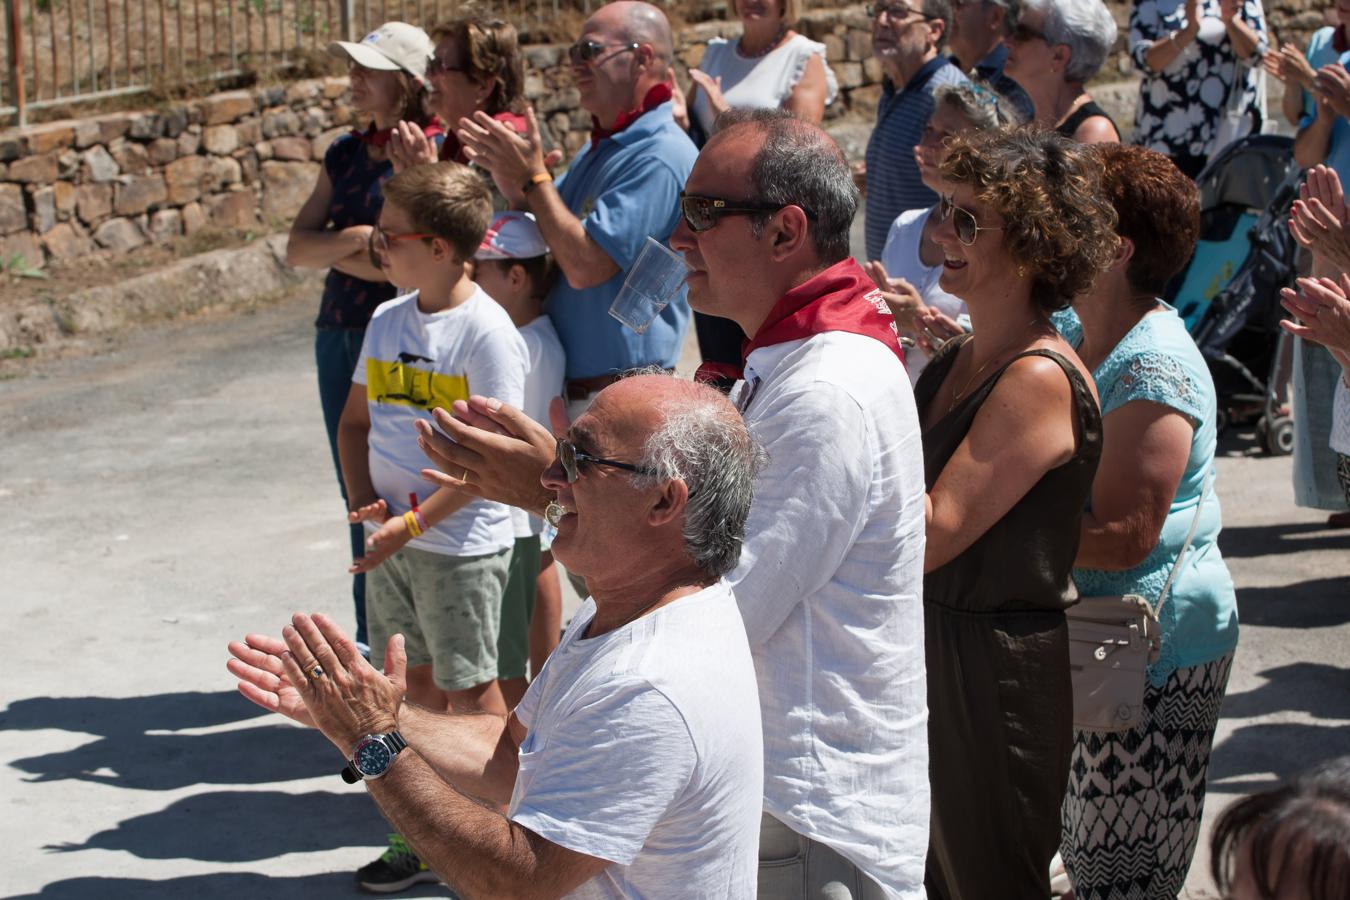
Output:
top-left (679, 193), bottom-right (817, 234)
top-left (567, 39), bottom-right (640, 65)
top-left (556, 438), bottom-right (657, 483)
top-left (1009, 22), bottom-right (1050, 43)
top-left (426, 55), bottom-right (470, 77)
top-left (938, 195), bottom-right (1002, 246)
top-left (866, 3), bottom-right (938, 22)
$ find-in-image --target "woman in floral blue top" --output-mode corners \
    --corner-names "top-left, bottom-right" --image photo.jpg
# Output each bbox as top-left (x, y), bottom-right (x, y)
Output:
top-left (1055, 145), bottom-right (1238, 899)
top-left (1130, 0), bottom-right (1268, 178)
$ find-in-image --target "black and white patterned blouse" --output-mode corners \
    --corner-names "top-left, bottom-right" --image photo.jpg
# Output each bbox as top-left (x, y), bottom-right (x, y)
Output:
top-left (1130, 0), bottom-right (1269, 158)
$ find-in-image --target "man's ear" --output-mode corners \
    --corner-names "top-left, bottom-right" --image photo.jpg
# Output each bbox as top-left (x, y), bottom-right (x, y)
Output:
top-left (928, 16), bottom-right (946, 49)
top-left (766, 206), bottom-right (812, 262)
top-left (635, 42), bottom-right (658, 72)
top-left (647, 477), bottom-right (689, 528)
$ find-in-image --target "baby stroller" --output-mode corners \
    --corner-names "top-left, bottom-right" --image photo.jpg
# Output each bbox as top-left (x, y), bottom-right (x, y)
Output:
top-left (1165, 134), bottom-right (1302, 455)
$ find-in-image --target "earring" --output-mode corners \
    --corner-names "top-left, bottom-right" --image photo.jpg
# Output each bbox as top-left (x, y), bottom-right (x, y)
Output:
top-left (1017, 264), bottom-right (1026, 278)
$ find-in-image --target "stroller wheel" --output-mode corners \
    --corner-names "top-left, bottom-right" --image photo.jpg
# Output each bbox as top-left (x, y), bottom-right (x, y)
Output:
top-left (1258, 415), bottom-right (1295, 456)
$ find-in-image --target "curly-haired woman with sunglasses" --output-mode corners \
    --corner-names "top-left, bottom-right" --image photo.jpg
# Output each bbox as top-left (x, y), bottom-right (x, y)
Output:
top-left (913, 126), bottom-right (1115, 900)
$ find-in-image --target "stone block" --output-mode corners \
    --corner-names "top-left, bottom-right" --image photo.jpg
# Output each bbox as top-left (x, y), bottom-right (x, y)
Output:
top-left (823, 34), bottom-right (846, 62)
top-left (836, 61), bottom-right (865, 89)
top-left (164, 155), bottom-right (209, 204)
top-left (8, 152), bottom-right (59, 183)
top-left (236, 118), bottom-right (262, 145)
top-left (53, 180), bottom-right (77, 216)
top-left (322, 76), bottom-right (349, 99)
top-left (1, 230), bottom-right (44, 268)
top-left (682, 44), bottom-right (706, 68)
top-left (313, 127), bottom-right (347, 159)
top-left (271, 136), bottom-right (312, 161)
top-left (256, 141), bottom-right (274, 161)
top-left (569, 109), bottom-right (591, 130)
top-left (98, 114), bottom-right (134, 143)
top-left (845, 30), bottom-right (873, 61)
top-left (115, 174), bottom-right (169, 216)
top-left (538, 87), bottom-right (581, 114)
top-left (148, 208), bottom-right (183, 242)
top-left (286, 79), bottom-right (324, 104)
top-left (162, 107), bottom-right (188, 138)
top-left (206, 156), bottom-right (243, 190)
top-left (205, 190), bottom-right (258, 229)
top-left (260, 160), bottom-right (319, 220)
top-left (236, 149), bottom-right (260, 184)
top-left (525, 73), bottom-right (546, 99)
top-left (57, 149), bottom-right (80, 178)
top-left (74, 119), bottom-right (103, 148)
top-left (262, 109), bottom-right (301, 138)
top-left (863, 58), bottom-right (883, 84)
top-left (0, 137), bottom-right (20, 161)
top-left (203, 124), bottom-right (240, 155)
top-left (76, 183), bottom-right (114, 223)
top-left (201, 90), bottom-right (256, 126)
top-left (128, 113), bottom-right (163, 140)
top-left (43, 221), bottom-right (93, 259)
top-left (109, 138), bottom-right (150, 175)
top-left (847, 83), bottom-right (884, 117)
top-left (148, 138), bottom-right (179, 165)
top-left (257, 85), bottom-right (286, 107)
top-left (525, 45), bottom-right (564, 69)
top-left (94, 217), bottom-right (148, 252)
top-left (181, 201), bottom-right (207, 235)
top-left (177, 129), bottom-right (201, 156)
top-left (0, 184), bottom-right (27, 233)
top-left (82, 144), bottom-right (120, 182)
top-left (302, 107), bottom-right (326, 137)
top-left (31, 186), bottom-right (57, 233)
top-left (24, 122), bottom-right (76, 154)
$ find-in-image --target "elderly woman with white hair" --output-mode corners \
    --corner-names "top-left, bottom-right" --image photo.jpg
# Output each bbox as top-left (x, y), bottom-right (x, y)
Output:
top-left (1129, 0), bottom-right (1268, 179)
top-left (1004, 0), bottom-right (1121, 143)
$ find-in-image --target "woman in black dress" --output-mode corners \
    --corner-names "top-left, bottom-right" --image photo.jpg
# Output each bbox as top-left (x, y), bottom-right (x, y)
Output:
top-left (914, 127), bottom-right (1116, 900)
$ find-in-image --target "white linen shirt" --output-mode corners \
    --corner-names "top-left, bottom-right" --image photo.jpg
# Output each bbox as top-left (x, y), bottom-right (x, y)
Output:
top-left (728, 331), bottom-right (929, 899)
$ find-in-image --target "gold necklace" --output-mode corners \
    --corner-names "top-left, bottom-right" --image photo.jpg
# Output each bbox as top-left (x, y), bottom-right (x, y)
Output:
top-left (947, 318), bottom-right (1043, 412)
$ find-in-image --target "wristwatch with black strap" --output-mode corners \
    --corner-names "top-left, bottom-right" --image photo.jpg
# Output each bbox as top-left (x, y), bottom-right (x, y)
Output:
top-left (341, 731), bottom-right (408, 784)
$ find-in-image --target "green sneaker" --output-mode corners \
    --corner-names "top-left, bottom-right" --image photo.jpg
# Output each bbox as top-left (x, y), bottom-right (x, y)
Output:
top-left (355, 834), bottom-right (440, 894)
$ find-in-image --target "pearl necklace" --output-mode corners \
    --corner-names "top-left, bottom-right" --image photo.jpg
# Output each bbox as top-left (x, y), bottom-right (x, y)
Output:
top-left (737, 24), bottom-right (789, 59)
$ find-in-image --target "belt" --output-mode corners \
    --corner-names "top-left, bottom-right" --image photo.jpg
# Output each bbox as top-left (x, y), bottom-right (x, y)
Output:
top-left (565, 368), bottom-right (674, 401)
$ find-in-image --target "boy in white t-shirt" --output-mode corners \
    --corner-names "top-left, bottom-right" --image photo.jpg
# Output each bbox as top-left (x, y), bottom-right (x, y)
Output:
top-left (337, 161), bottom-right (527, 723)
top-left (472, 211), bottom-right (567, 707)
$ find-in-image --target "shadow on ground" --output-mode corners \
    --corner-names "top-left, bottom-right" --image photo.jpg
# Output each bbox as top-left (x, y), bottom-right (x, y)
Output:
top-left (1219, 521), bottom-right (1350, 559)
top-left (1208, 722), bottom-right (1350, 793)
top-left (2, 691), bottom-right (333, 789)
top-left (9, 872), bottom-right (452, 899)
top-left (1233, 578), bottom-right (1350, 629)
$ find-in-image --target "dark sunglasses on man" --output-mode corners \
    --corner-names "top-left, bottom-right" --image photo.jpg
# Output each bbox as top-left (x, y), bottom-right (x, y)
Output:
top-left (678, 193), bottom-right (818, 234)
top-left (567, 39), bottom-right (641, 66)
top-left (1009, 22), bottom-right (1050, 43)
top-left (555, 438), bottom-right (657, 483)
top-left (866, 3), bottom-right (939, 22)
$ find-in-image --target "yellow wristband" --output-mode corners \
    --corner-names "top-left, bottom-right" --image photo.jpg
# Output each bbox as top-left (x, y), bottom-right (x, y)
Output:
top-left (522, 171), bottom-right (552, 194)
top-left (402, 510), bottom-right (422, 538)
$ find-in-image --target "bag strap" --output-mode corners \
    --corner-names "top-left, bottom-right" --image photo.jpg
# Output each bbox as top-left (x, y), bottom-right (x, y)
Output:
top-left (1155, 467), bottom-right (1214, 617)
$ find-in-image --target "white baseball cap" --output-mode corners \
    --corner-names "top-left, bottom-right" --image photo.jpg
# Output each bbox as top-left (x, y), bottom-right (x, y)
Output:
top-left (328, 22), bottom-right (433, 81)
top-left (476, 212), bottom-right (550, 260)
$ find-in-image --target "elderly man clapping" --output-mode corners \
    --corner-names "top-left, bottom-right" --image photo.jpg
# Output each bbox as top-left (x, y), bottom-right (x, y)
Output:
top-left (228, 375), bottom-right (766, 899)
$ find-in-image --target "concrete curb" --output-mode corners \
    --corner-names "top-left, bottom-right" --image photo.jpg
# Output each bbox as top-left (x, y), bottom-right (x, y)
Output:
top-left (0, 233), bottom-right (323, 355)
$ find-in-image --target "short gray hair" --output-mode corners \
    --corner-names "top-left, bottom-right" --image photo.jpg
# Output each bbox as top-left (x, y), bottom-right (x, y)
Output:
top-left (934, 79), bottom-right (1026, 129)
top-left (713, 108), bottom-right (859, 264)
top-left (633, 393), bottom-right (768, 580)
top-left (1025, 0), bottom-right (1116, 83)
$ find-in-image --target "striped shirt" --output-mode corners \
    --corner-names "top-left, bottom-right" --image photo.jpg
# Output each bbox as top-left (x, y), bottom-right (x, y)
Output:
top-left (863, 56), bottom-right (969, 261)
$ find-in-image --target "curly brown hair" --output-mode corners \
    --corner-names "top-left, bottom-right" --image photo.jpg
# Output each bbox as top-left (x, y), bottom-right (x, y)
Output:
top-left (939, 126), bottom-right (1118, 313)
top-left (430, 14), bottom-right (526, 117)
top-left (1092, 143), bottom-right (1200, 298)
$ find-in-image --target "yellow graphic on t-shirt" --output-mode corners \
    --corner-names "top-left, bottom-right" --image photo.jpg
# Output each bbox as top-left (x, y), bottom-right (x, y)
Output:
top-left (366, 358), bottom-right (469, 411)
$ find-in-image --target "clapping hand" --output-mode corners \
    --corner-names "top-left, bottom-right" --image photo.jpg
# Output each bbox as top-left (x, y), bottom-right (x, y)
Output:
top-left (1217, 0), bottom-right (1238, 24)
top-left (864, 259), bottom-right (928, 329)
top-left (388, 120), bottom-right (439, 173)
top-left (1314, 63), bottom-right (1350, 118)
top-left (689, 69), bottom-right (728, 118)
top-left (1265, 41), bottom-right (1316, 88)
top-left (1290, 165), bottom-right (1350, 273)
top-left (1280, 274), bottom-right (1350, 362)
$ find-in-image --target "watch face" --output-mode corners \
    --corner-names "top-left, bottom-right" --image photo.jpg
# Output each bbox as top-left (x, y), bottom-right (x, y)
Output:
top-left (354, 738), bottom-right (393, 777)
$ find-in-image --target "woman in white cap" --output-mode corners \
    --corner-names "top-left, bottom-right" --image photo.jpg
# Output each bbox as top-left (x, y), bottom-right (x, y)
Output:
top-left (283, 21), bottom-right (438, 698)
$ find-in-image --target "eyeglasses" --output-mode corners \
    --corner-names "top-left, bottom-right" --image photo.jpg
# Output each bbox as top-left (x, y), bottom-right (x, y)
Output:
top-left (372, 225), bottom-right (436, 253)
top-left (678, 193), bottom-right (817, 233)
top-left (567, 39), bottom-right (640, 65)
top-left (938, 195), bottom-right (1003, 246)
top-left (556, 438), bottom-right (657, 483)
top-left (1009, 22), bottom-right (1050, 43)
top-left (426, 54), bottom-right (470, 77)
top-left (867, 3), bottom-right (937, 22)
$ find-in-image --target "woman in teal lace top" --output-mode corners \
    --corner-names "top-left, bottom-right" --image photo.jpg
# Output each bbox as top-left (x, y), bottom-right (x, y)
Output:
top-left (1054, 144), bottom-right (1238, 900)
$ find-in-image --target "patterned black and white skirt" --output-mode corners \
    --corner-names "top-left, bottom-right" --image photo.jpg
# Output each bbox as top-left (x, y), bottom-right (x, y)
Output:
top-left (1060, 651), bottom-right (1235, 900)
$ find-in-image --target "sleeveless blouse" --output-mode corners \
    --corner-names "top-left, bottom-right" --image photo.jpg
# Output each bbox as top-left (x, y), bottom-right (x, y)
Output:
top-left (315, 134), bottom-right (399, 331)
top-left (914, 336), bottom-right (1102, 900)
top-left (690, 34), bottom-right (839, 135)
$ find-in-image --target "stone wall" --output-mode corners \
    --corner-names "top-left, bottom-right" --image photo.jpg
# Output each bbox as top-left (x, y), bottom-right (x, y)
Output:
top-left (0, 0), bottom-right (1337, 270)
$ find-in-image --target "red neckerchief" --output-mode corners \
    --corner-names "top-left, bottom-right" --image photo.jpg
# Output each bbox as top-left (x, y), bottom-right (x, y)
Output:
top-left (351, 120), bottom-right (445, 149)
top-left (441, 111), bottom-right (527, 163)
top-left (590, 83), bottom-right (672, 148)
top-left (1335, 25), bottom-right (1348, 54)
top-left (695, 259), bottom-right (904, 384)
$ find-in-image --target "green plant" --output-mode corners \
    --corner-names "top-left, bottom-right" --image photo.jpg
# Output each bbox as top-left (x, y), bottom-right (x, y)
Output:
top-left (0, 346), bottom-right (36, 360)
top-left (1, 253), bottom-right (49, 281)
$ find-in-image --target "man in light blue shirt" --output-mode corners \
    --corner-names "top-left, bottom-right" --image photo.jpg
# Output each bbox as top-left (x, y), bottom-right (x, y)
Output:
top-left (461, 1), bottom-right (695, 409)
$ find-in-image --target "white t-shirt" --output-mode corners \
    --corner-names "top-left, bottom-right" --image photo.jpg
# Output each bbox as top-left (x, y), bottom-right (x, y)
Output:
top-left (509, 581), bottom-right (763, 900)
top-left (353, 288), bottom-right (527, 557)
top-left (729, 332), bottom-right (929, 899)
top-left (512, 315), bottom-right (566, 539)
top-left (691, 34), bottom-right (839, 135)
top-left (879, 206), bottom-right (968, 385)
top-left (1332, 374), bottom-right (1350, 456)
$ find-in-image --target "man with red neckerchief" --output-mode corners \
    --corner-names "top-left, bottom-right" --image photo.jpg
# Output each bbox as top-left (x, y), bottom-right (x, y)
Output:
top-left (459, 1), bottom-right (696, 416)
top-left (672, 109), bottom-right (928, 900)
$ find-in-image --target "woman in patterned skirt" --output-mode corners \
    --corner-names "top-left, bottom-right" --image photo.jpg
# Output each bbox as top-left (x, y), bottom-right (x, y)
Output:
top-left (1055, 144), bottom-right (1239, 899)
